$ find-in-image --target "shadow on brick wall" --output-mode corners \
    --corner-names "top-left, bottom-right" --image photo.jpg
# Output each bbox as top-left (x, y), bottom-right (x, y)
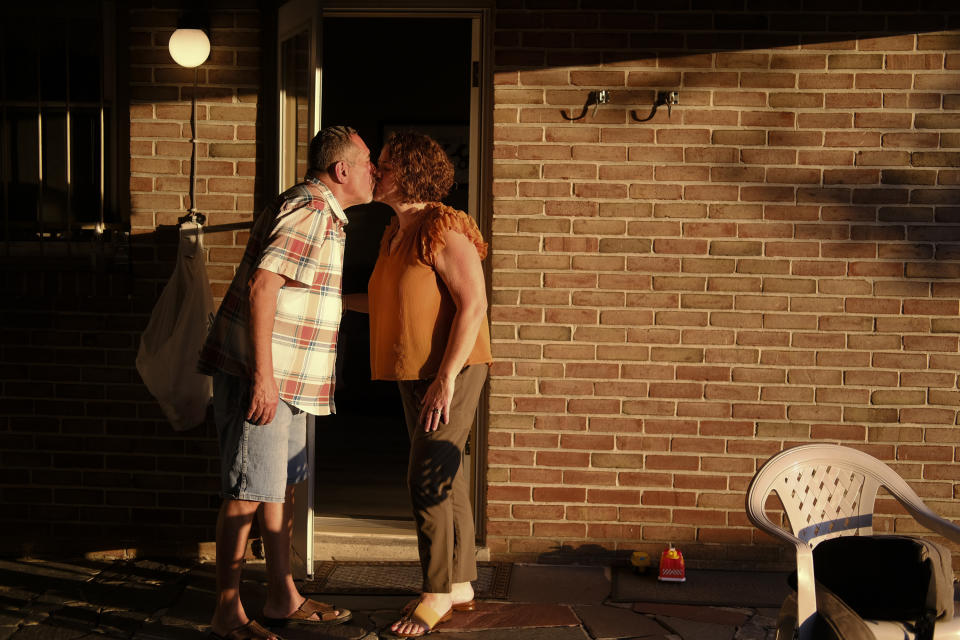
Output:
top-left (0, 224), bottom-right (234, 558)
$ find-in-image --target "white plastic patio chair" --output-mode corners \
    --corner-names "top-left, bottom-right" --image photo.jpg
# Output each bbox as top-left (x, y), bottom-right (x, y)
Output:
top-left (746, 444), bottom-right (960, 640)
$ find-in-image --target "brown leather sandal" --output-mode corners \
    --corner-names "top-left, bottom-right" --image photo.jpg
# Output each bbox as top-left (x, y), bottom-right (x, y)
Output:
top-left (402, 597), bottom-right (476, 614)
top-left (383, 599), bottom-right (453, 639)
top-left (209, 620), bottom-right (282, 640)
top-left (262, 598), bottom-right (352, 627)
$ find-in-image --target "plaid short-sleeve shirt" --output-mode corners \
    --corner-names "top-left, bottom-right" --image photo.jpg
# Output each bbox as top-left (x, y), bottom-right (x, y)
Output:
top-left (198, 177), bottom-right (347, 415)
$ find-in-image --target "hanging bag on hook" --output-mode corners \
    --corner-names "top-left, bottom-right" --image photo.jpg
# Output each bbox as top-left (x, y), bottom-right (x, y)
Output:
top-left (136, 221), bottom-right (214, 430)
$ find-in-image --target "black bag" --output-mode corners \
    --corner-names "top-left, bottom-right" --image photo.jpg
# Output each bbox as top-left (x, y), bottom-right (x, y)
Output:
top-left (812, 535), bottom-right (954, 640)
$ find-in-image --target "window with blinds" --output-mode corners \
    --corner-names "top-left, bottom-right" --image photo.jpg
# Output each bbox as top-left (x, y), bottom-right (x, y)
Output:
top-left (1, 1), bottom-right (118, 247)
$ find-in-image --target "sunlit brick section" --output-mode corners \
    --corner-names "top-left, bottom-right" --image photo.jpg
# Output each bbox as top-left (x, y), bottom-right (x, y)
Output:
top-left (488, 2), bottom-right (960, 565)
top-left (128, 4), bottom-right (262, 299)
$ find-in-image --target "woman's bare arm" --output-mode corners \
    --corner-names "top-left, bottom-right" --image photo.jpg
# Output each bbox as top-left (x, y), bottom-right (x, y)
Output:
top-left (417, 229), bottom-right (487, 431)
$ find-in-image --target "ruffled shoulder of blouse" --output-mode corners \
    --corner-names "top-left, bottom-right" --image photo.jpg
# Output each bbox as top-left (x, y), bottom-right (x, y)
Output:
top-left (418, 203), bottom-right (488, 265)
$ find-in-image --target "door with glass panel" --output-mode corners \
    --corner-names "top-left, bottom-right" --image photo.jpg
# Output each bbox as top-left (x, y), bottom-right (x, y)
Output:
top-left (277, 0), bottom-right (320, 578)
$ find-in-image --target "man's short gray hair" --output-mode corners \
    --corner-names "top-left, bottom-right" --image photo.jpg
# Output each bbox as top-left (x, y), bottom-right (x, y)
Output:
top-left (308, 125), bottom-right (359, 174)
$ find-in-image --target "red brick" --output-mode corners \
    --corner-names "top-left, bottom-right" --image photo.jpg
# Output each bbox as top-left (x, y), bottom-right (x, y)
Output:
top-left (512, 505), bottom-right (564, 520)
top-left (533, 522), bottom-right (586, 537)
top-left (562, 471), bottom-right (617, 486)
top-left (533, 487), bottom-right (586, 503)
top-left (645, 455), bottom-right (699, 471)
top-left (566, 505), bottom-right (618, 521)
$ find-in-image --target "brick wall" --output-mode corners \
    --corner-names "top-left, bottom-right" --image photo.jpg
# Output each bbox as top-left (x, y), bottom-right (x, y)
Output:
top-left (0, 0), bottom-right (265, 557)
top-left (487, 3), bottom-right (960, 565)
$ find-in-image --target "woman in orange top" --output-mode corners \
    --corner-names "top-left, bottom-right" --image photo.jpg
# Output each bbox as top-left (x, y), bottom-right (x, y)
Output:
top-left (367, 131), bottom-right (492, 639)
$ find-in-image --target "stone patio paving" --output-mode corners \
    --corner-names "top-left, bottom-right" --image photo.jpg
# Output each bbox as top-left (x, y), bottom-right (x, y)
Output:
top-left (0, 558), bottom-right (779, 639)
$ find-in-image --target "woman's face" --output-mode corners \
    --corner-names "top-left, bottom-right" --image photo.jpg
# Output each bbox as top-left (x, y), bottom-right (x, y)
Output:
top-left (373, 147), bottom-right (398, 204)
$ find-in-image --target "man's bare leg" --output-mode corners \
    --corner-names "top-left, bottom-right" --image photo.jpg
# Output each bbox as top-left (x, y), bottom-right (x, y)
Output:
top-left (210, 498), bottom-right (279, 639)
top-left (260, 485), bottom-right (302, 618)
top-left (260, 484), bottom-right (345, 621)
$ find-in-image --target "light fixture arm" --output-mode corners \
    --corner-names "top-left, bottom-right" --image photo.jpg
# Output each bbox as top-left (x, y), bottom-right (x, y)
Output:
top-left (187, 67), bottom-right (204, 225)
top-left (169, 21), bottom-right (210, 226)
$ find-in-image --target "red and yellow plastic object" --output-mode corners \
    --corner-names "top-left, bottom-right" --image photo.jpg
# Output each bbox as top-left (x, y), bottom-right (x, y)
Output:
top-left (657, 544), bottom-right (686, 582)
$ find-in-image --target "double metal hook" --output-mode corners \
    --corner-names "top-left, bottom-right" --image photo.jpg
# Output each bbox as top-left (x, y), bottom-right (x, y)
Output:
top-left (562, 90), bottom-right (611, 121)
top-left (632, 91), bottom-right (679, 122)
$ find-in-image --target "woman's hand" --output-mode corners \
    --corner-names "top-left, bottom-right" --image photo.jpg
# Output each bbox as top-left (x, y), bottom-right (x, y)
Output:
top-left (419, 374), bottom-right (456, 432)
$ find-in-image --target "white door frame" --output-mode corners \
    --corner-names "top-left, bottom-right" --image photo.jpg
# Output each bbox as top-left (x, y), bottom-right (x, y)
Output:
top-left (278, 1), bottom-right (493, 579)
top-left (277, 0), bottom-right (322, 579)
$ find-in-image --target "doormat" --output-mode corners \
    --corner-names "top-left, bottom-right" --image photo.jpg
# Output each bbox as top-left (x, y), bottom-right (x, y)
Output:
top-left (300, 561), bottom-right (512, 598)
top-left (611, 567), bottom-right (790, 608)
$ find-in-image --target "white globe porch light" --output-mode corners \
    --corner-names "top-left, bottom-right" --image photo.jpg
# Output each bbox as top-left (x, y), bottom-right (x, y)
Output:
top-left (168, 25), bottom-right (209, 224)
top-left (168, 28), bottom-right (210, 68)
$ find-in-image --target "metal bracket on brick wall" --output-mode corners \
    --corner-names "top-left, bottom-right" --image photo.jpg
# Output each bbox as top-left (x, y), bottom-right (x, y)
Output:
top-left (632, 90), bottom-right (679, 123)
top-left (178, 212), bottom-right (207, 225)
top-left (562, 90), bottom-right (610, 120)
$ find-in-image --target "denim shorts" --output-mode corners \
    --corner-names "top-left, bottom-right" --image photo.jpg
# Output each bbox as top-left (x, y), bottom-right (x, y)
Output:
top-left (213, 372), bottom-right (309, 503)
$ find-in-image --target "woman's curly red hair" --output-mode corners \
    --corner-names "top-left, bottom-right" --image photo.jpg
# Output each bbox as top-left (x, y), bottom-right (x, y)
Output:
top-left (385, 131), bottom-right (455, 203)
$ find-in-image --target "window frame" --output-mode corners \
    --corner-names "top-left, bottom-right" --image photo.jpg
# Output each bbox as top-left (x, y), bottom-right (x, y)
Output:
top-left (0, 0), bottom-right (124, 259)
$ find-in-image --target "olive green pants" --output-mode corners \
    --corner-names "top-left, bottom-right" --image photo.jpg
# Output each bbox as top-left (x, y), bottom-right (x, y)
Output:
top-left (397, 363), bottom-right (488, 593)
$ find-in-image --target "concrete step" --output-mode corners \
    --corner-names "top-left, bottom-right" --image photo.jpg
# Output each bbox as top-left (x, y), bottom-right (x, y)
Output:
top-left (312, 516), bottom-right (488, 562)
top-left (313, 516), bottom-right (418, 561)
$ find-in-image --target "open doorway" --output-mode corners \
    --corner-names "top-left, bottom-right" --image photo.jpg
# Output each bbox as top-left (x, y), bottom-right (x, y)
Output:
top-left (313, 16), bottom-right (475, 524)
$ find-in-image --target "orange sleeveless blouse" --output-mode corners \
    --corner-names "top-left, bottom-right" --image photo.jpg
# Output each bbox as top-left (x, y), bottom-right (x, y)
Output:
top-left (367, 203), bottom-right (493, 381)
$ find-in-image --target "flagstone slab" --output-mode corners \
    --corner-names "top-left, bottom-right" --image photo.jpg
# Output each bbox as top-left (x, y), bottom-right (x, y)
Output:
top-left (6, 622), bottom-right (90, 640)
top-left (0, 587), bottom-right (38, 611)
top-left (428, 627), bottom-right (592, 640)
top-left (159, 583), bottom-right (214, 626)
top-left (574, 604), bottom-right (670, 639)
top-left (655, 615), bottom-right (736, 640)
top-left (508, 565), bottom-right (609, 605)
top-left (0, 560), bottom-right (100, 585)
top-left (0, 605), bottom-right (26, 629)
top-left (97, 609), bottom-right (150, 636)
top-left (632, 602), bottom-right (750, 625)
top-left (47, 605), bottom-right (100, 629)
top-left (270, 620), bottom-right (374, 640)
top-left (439, 602), bottom-right (580, 631)
top-left (612, 568), bottom-right (788, 608)
top-left (733, 611), bottom-right (779, 640)
top-left (132, 618), bottom-right (207, 640)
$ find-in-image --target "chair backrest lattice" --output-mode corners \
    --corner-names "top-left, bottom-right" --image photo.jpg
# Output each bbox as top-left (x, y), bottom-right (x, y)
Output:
top-left (774, 462), bottom-right (876, 545)
top-left (748, 444), bottom-right (960, 555)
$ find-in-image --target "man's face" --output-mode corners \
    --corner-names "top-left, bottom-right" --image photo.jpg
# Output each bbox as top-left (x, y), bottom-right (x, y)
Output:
top-left (341, 134), bottom-right (376, 206)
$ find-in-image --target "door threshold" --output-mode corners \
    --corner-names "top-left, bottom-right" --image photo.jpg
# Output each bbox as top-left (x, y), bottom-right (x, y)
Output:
top-left (312, 515), bottom-right (491, 566)
top-left (313, 515), bottom-right (419, 561)
top-left (314, 515), bottom-right (417, 537)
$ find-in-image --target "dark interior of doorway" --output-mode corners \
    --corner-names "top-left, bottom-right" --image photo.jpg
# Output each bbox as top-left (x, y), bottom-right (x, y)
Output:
top-left (315, 16), bottom-right (472, 520)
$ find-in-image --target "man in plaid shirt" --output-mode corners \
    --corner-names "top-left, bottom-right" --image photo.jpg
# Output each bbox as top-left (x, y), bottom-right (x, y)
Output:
top-left (199, 126), bottom-right (376, 640)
